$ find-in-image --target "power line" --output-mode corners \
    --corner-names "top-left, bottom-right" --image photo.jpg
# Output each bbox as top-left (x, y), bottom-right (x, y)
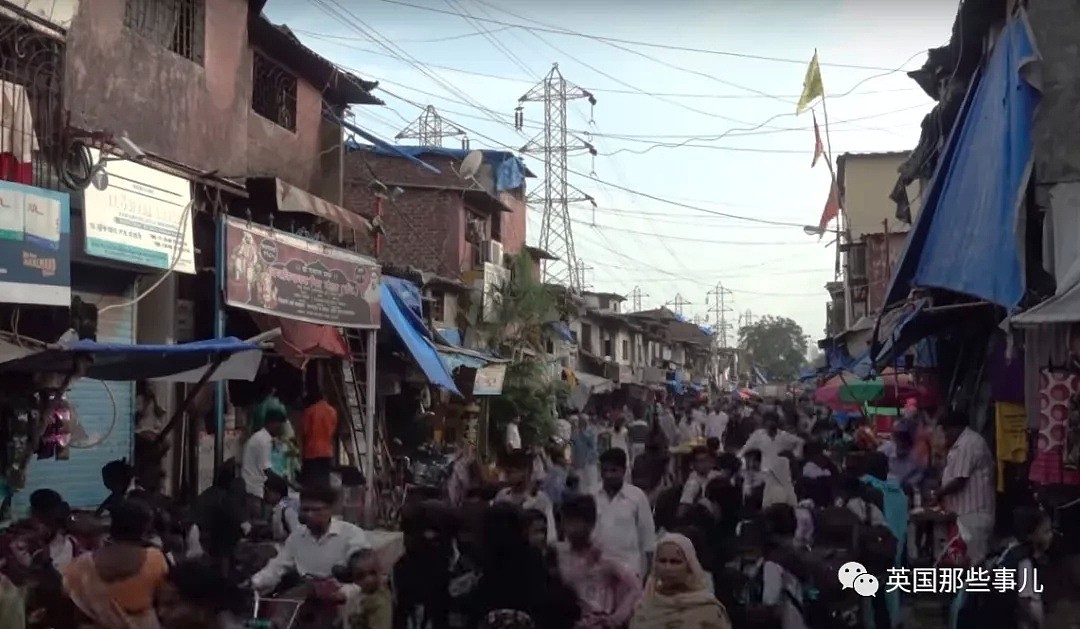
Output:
top-left (293, 29), bottom-right (923, 100)
top-left (293, 25), bottom-right (517, 43)
top-left (370, 0), bottom-right (923, 72)
top-left (376, 84), bottom-right (812, 228)
top-left (574, 220), bottom-right (816, 245)
top-left (371, 77), bottom-right (922, 143)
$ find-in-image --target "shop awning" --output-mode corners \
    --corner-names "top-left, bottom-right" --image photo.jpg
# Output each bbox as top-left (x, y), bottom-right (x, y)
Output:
top-left (883, 15), bottom-right (1040, 310)
top-left (0, 337), bottom-right (263, 381)
top-left (256, 178), bottom-right (371, 233)
top-left (1012, 257), bottom-right (1080, 326)
top-left (380, 282), bottom-right (461, 396)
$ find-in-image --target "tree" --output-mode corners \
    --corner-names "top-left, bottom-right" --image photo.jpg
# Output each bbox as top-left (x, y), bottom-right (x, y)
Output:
top-left (463, 255), bottom-right (568, 453)
top-left (739, 315), bottom-right (809, 381)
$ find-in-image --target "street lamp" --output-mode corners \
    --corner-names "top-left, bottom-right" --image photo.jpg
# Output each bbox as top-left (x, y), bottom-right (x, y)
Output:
top-left (802, 225), bottom-right (826, 237)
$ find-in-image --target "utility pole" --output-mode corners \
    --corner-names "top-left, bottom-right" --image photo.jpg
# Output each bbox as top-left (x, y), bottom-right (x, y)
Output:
top-left (518, 64), bottom-right (597, 291)
top-left (396, 105), bottom-right (468, 148)
top-left (706, 283), bottom-right (734, 348)
top-left (665, 293), bottom-right (692, 317)
top-left (629, 285), bottom-right (647, 313)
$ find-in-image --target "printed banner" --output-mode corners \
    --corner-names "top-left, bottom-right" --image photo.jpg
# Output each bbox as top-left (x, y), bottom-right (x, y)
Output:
top-left (223, 216), bottom-right (380, 328)
top-left (83, 148), bottom-right (196, 274)
top-left (0, 181), bottom-right (71, 306)
top-left (473, 363), bottom-right (507, 396)
top-left (994, 402), bottom-right (1027, 491)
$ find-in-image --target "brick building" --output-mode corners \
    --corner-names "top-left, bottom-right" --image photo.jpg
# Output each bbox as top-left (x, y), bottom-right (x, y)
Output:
top-left (343, 145), bottom-right (531, 278)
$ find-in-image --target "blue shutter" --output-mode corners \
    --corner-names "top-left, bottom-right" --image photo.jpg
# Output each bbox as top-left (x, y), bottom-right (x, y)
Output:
top-left (16, 286), bottom-right (135, 511)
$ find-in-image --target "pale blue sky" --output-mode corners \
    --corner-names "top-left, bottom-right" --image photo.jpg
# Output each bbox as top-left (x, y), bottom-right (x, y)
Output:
top-left (266, 0), bottom-right (959, 340)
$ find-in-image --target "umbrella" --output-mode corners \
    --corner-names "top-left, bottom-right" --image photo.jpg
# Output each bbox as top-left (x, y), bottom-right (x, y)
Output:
top-left (813, 371), bottom-right (936, 410)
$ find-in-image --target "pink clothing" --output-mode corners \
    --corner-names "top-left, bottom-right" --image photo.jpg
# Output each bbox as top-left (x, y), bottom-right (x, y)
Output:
top-left (557, 544), bottom-right (642, 629)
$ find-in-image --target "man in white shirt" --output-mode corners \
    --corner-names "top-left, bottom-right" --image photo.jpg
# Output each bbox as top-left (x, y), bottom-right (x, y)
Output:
top-left (934, 411), bottom-right (996, 562)
top-left (505, 414), bottom-right (522, 452)
top-left (251, 486), bottom-right (372, 591)
top-left (494, 450), bottom-right (557, 543)
top-left (704, 404), bottom-right (729, 443)
top-left (593, 448), bottom-right (656, 580)
top-left (242, 411), bottom-right (287, 519)
top-left (739, 410), bottom-right (804, 465)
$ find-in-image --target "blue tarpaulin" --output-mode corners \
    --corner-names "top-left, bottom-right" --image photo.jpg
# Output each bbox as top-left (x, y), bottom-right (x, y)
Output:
top-left (0, 337), bottom-right (261, 381)
top-left (884, 16), bottom-right (1040, 310)
top-left (383, 276), bottom-right (424, 317)
top-left (380, 281), bottom-right (461, 396)
top-left (348, 143), bottom-right (528, 192)
top-left (548, 321), bottom-right (575, 343)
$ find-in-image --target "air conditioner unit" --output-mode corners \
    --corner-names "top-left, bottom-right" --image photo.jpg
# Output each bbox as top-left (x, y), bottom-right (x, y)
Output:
top-left (483, 239), bottom-right (504, 264)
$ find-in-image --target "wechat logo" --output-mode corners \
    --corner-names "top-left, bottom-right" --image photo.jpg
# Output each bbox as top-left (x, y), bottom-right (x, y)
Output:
top-left (838, 561), bottom-right (880, 597)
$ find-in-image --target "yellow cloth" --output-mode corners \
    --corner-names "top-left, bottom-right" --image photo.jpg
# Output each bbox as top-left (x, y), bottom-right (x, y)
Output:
top-left (796, 51), bottom-right (825, 114)
top-left (994, 402), bottom-right (1027, 491)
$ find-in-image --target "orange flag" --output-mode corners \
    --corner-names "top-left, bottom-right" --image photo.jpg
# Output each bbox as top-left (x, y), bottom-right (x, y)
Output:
top-left (811, 111), bottom-right (824, 168)
top-left (818, 178), bottom-right (840, 232)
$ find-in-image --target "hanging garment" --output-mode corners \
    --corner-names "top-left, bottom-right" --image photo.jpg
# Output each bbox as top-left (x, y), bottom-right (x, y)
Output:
top-left (1029, 369), bottom-right (1080, 485)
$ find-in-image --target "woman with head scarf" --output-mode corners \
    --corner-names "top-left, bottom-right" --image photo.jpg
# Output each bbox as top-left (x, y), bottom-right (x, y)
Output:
top-left (630, 533), bottom-right (731, 629)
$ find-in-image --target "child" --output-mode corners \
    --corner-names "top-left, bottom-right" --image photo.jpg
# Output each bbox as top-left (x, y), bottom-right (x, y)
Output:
top-left (494, 451), bottom-right (557, 543)
top-left (556, 495), bottom-right (641, 629)
top-left (343, 549), bottom-right (391, 629)
top-left (263, 472), bottom-right (299, 542)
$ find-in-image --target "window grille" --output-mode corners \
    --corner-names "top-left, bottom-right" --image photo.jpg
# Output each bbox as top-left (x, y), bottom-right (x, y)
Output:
top-left (124, 0), bottom-right (205, 64)
top-left (252, 52), bottom-right (297, 132)
top-left (0, 16), bottom-right (65, 191)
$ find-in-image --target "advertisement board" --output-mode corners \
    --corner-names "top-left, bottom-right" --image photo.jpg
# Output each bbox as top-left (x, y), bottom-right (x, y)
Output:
top-left (0, 181), bottom-right (70, 305)
top-left (83, 149), bottom-right (196, 274)
top-left (223, 216), bottom-right (380, 328)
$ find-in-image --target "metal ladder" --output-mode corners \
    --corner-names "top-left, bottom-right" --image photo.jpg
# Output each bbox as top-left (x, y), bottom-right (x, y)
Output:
top-left (340, 329), bottom-right (372, 480)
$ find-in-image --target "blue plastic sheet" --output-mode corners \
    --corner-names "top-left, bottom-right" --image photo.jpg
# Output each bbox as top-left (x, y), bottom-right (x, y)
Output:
top-left (0, 337), bottom-right (261, 381)
top-left (380, 282), bottom-right (461, 395)
top-left (349, 143), bottom-right (528, 192)
top-left (885, 17), bottom-right (1040, 309)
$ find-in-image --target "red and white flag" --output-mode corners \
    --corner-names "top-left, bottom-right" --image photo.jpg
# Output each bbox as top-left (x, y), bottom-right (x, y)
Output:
top-left (811, 111), bottom-right (825, 168)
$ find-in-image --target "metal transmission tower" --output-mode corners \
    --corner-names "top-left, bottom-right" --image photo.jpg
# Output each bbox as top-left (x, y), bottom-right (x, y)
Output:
top-left (396, 105), bottom-right (468, 148)
top-left (706, 283), bottom-right (734, 347)
top-left (518, 64), bottom-right (597, 291)
top-left (629, 286), bottom-right (648, 312)
top-left (666, 294), bottom-right (692, 317)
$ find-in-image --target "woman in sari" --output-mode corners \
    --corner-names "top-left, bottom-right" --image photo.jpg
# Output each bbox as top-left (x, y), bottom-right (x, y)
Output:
top-left (62, 498), bottom-right (169, 629)
top-left (630, 533), bottom-right (731, 629)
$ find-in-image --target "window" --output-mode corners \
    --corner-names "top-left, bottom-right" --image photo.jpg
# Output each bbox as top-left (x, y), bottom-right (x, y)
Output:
top-left (124, 0), bottom-right (205, 64)
top-left (580, 323), bottom-right (593, 353)
top-left (603, 337), bottom-right (614, 360)
top-left (622, 339), bottom-right (630, 362)
top-left (429, 290), bottom-right (446, 322)
top-left (252, 51), bottom-right (297, 131)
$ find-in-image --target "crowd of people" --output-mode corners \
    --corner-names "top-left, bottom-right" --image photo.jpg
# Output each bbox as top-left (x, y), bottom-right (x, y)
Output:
top-left (0, 393), bottom-right (1057, 629)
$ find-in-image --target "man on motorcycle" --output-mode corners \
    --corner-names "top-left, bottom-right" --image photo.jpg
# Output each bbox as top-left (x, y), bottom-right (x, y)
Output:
top-left (250, 486), bottom-right (372, 592)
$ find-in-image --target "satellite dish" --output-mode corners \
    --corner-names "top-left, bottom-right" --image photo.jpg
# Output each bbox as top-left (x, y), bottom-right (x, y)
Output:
top-left (458, 150), bottom-right (483, 180)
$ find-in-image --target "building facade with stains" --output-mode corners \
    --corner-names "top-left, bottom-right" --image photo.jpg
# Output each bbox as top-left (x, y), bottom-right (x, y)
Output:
top-left (0, 0), bottom-right (383, 507)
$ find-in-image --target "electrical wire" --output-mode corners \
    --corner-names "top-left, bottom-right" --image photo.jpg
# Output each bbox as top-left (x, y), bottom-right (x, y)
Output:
top-left (369, 0), bottom-right (923, 72)
top-left (368, 76), bottom-right (917, 144)
top-left (98, 198), bottom-right (194, 314)
top-left (376, 85), bottom-right (812, 228)
top-left (294, 29), bottom-right (923, 101)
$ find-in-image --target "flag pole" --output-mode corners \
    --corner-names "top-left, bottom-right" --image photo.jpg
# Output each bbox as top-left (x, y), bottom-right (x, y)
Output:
top-left (814, 50), bottom-right (851, 328)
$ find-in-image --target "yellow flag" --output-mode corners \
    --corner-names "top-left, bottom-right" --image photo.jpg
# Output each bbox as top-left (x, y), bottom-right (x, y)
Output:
top-left (796, 51), bottom-right (824, 115)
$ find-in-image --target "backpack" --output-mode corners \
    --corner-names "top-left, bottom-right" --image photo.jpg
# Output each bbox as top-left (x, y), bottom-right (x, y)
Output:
top-left (955, 543), bottom-right (1028, 629)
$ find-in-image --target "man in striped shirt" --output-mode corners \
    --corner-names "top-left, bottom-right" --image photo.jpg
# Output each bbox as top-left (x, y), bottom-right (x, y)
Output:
top-left (933, 411), bottom-right (996, 563)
